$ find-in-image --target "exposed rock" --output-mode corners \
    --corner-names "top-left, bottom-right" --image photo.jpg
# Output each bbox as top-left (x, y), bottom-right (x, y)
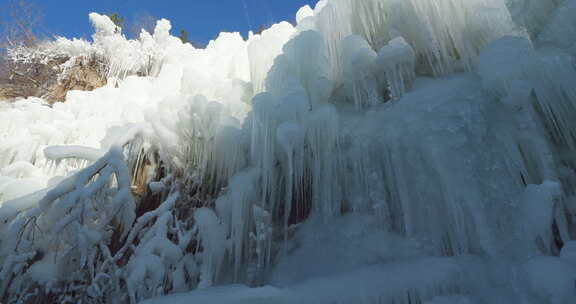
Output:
top-left (0, 54), bottom-right (107, 103)
top-left (0, 85), bottom-right (21, 100)
top-left (47, 57), bottom-right (107, 102)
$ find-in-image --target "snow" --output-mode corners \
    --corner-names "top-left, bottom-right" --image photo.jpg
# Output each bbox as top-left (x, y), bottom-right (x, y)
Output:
top-left (2, 1), bottom-right (576, 303)
top-left (296, 5), bottom-right (314, 25)
top-left (44, 145), bottom-right (105, 162)
top-left (525, 256), bottom-right (576, 303)
top-left (89, 12), bottom-right (118, 37)
top-left (144, 256), bottom-right (463, 304)
top-left (142, 285), bottom-right (284, 304)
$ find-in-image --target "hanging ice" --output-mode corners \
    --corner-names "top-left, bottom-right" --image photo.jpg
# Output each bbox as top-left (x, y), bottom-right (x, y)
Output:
top-left (375, 36), bottom-right (416, 100)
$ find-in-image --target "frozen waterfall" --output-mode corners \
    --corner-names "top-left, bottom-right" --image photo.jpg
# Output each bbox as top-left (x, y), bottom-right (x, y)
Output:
top-left (1, 0), bottom-right (576, 303)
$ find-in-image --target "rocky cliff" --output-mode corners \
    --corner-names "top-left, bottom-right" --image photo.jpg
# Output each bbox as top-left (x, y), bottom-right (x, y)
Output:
top-left (0, 52), bottom-right (107, 103)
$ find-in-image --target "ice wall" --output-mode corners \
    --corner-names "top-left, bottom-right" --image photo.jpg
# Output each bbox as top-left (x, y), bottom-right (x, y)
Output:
top-left (2, 0), bottom-right (576, 303)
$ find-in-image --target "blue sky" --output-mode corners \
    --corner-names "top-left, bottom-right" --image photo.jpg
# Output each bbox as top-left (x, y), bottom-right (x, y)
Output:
top-left (11, 0), bottom-right (319, 43)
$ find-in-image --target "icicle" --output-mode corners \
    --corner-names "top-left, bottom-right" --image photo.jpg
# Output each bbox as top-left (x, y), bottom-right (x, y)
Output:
top-left (215, 169), bottom-right (258, 281)
top-left (507, 0), bottom-right (563, 38)
top-left (305, 105), bottom-right (341, 217)
top-left (375, 36), bottom-right (416, 100)
top-left (247, 22), bottom-right (296, 94)
top-left (194, 207), bottom-right (226, 289)
top-left (213, 125), bottom-right (248, 189)
top-left (266, 30), bottom-right (332, 106)
top-left (250, 204), bottom-right (272, 283)
top-left (342, 35), bottom-right (381, 108)
top-left (250, 93), bottom-right (281, 212)
top-left (276, 121), bottom-right (305, 241)
top-left (517, 181), bottom-right (562, 254)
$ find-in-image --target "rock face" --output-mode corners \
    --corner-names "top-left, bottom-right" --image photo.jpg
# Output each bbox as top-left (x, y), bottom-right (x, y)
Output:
top-left (47, 57), bottom-right (107, 102)
top-left (0, 55), bottom-right (107, 103)
top-left (0, 85), bottom-right (20, 100)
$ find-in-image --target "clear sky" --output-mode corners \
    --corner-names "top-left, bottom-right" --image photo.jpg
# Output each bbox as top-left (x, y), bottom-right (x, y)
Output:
top-left (18, 0), bottom-right (319, 43)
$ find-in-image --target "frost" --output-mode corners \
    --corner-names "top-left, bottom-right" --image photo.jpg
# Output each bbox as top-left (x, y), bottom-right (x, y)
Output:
top-left (0, 146), bottom-right (136, 300)
top-left (44, 145), bottom-right (105, 162)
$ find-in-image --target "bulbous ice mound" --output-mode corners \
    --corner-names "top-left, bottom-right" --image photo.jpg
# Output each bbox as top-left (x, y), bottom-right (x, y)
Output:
top-left (2, 0), bottom-right (576, 303)
top-left (89, 12), bottom-right (118, 37)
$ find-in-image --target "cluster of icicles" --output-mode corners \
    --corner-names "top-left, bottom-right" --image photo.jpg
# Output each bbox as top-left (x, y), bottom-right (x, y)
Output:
top-left (1, 0), bottom-right (576, 303)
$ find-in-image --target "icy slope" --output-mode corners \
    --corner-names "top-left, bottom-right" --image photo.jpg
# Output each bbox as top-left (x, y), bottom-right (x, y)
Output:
top-left (2, 0), bottom-right (576, 303)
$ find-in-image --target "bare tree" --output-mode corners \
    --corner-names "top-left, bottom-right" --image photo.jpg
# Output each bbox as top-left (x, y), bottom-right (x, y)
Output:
top-left (0, 0), bottom-right (52, 101)
top-left (0, 0), bottom-right (43, 47)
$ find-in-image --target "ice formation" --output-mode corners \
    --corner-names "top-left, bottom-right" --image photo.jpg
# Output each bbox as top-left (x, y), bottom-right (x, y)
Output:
top-left (1, 1), bottom-right (576, 303)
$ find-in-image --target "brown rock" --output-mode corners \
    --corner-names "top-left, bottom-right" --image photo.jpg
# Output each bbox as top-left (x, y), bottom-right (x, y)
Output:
top-left (47, 56), bottom-right (107, 102)
top-left (0, 54), bottom-right (107, 103)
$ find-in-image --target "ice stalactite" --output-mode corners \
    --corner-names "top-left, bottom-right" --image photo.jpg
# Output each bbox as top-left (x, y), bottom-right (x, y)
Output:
top-left (312, 0), bottom-right (354, 82)
top-left (479, 34), bottom-right (576, 191)
top-left (165, 93), bottom-right (250, 196)
top-left (249, 203), bottom-right (273, 284)
top-left (353, 77), bottom-right (495, 256)
top-left (266, 30), bottom-right (332, 107)
top-left (212, 125), bottom-right (249, 191)
top-left (342, 35), bottom-right (381, 108)
top-left (304, 105), bottom-right (341, 218)
top-left (249, 93), bottom-right (281, 213)
top-left (276, 121), bottom-right (305, 241)
top-left (375, 36), bottom-right (416, 100)
top-left (309, 0), bottom-right (518, 82)
top-left (247, 22), bottom-right (296, 94)
top-left (539, 0), bottom-right (576, 55)
top-left (506, 0), bottom-right (564, 39)
top-left (523, 50), bottom-right (576, 152)
top-left (193, 207), bottom-right (226, 289)
top-left (518, 181), bottom-right (564, 254)
top-left (477, 37), bottom-right (559, 187)
top-left (214, 169), bottom-right (258, 281)
top-left (403, 0), bottom-right (517, 74)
